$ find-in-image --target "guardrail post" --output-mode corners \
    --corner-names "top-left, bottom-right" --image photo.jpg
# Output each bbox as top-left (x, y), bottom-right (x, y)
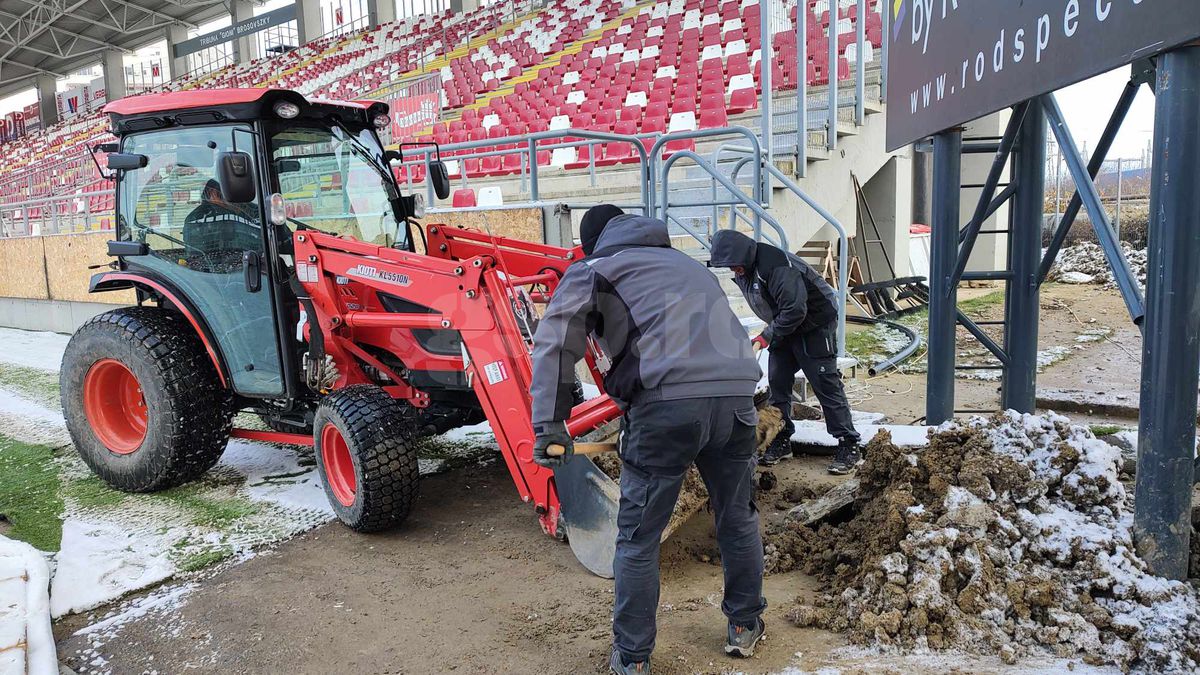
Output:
top-left (827, 4), bottom-right (838, 151)
top-left (797, 2), bottom-right (807, 177)
top-left (1133, 44), bottom-right (1200, 581)
top-left (854, 0), bottom-right (865, 126)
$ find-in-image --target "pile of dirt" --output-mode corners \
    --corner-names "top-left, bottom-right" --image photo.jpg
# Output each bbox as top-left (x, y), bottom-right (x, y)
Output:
top-left (1048, 242), bottom-right (1147, 288)
top-left (766, 412), bottom-right (1200, 672)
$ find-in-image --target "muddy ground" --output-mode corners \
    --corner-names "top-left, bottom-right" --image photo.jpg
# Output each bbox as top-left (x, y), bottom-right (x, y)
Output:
top-left (844, 282), bottom-right (1143, 427)
top-left (54, 283), bottom-right (1142, 674)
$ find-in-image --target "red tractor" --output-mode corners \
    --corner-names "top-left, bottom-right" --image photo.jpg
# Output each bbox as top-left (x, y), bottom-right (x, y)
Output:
top-left (62, 88), bottom-right (624, 575)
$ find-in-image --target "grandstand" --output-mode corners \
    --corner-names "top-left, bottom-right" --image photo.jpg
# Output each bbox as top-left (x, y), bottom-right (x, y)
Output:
top-left (0, 0), bottom-right (889, 249)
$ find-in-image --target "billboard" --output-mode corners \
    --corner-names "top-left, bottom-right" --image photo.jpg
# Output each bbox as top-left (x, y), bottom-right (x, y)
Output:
top-left (885, 0), bottom-right (1200, 151)
top-left (173, 4), bottom-right (297, 58)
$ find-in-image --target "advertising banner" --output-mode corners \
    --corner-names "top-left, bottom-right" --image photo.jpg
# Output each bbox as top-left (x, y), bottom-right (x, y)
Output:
top-left (885, 0), bottom-right (1200, 150)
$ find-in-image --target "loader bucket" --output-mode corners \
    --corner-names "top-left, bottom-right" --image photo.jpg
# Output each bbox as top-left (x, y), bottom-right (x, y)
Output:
top-left (553, 445), bottom-right (714, 578)
top-left (554, 455), bottom-right (620, 578)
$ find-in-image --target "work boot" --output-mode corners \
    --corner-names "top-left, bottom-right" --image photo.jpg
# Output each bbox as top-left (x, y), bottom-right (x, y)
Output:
top-left (725, 618), bottom-right (766, 657)
top-left (760, 432), bottom-right (793, 466)
top-left (827, 438), bottom-right (863, 475)
top-left (609, 650), bottom-right (649, 674)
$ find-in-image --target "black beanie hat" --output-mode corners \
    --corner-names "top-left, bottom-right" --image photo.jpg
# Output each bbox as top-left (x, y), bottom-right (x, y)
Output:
top-left (580, 204), bottom-right (624, 255)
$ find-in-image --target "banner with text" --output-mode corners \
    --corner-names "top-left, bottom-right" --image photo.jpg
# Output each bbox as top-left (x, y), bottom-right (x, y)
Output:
top-left (885, 0), bottom-right (1200, 151)
top-left (173, 4), bottom-right (297, 58)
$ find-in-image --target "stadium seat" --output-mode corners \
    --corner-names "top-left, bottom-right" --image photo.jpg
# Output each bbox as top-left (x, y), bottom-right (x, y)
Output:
top-left (453, 188), bottom-right (478, 207)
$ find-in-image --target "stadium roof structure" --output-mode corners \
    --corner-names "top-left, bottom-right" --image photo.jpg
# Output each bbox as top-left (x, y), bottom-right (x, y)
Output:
top-left (0, 0), bottom-right (237, 99)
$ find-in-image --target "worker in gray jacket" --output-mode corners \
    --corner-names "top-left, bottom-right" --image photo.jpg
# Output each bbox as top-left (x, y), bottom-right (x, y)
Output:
top-left (529, 206), bottom-right (767, 675)
top-left (708, 230), bottom-right (861, 474)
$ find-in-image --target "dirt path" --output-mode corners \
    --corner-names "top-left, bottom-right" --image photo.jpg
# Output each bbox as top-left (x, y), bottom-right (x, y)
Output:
top-left (55, 457), bottom-right (844, 674)
top-left (56, 452), bottom-right (1103, 675)
top-left (849, 283), bottom-right (1141, 426)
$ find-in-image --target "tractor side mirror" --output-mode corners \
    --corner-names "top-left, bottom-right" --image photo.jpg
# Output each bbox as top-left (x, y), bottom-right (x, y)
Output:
top-left (106, 153), bottom-right (148, 171)
top-left (276, 159), bottom-right (301, 174)
top-left (217, 151), bottom-right (256, 203)
top-left (428, 160), bottom-right (451, 201)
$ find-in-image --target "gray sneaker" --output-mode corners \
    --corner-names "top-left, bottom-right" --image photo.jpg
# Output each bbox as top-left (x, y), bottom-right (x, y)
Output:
top-left (725, 618), bottom-right (766, 657)
top-left (609, 650), bottom-right (649, 674)
top-left (827, 439), bottom-right (863, 475)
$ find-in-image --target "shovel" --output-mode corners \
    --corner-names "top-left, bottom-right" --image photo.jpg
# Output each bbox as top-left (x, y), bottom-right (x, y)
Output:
top-left (548, 442), bottom-right (621, 578)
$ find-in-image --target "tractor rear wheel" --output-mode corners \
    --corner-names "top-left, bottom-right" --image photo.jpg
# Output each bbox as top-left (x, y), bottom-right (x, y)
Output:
top-left (61, 307), bottom-right (233, 492)
top-left (313, 385), bottom-right (420, 532)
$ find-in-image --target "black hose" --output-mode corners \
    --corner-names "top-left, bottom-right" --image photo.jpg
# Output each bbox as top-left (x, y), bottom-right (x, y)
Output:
top-left (846, 315), bottom-right (923, 377)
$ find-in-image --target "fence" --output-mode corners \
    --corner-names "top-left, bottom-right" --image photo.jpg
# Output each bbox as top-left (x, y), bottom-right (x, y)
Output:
top-left (1045, 137), bottom-right (1152, 240)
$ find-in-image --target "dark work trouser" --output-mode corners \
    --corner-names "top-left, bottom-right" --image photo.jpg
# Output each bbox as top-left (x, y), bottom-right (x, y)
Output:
top-left (767, 323), bottom-right (859, 443)
top-left (612, 395), bottom-right (766, 662)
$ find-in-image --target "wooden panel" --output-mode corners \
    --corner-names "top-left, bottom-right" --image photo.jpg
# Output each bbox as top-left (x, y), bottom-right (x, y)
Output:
top-left (44, 233), bottom-right (134, 304)
top-left (0, 237), bottom-right (48, 300)
top-left (418, 208), bottom-right (544, 244)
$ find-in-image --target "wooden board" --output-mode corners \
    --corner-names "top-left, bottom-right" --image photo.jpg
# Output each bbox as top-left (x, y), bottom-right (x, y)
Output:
top-left (0, 237), bottom-right (48, 300)
top-left (418, 208), bottom-right (544, 244)
top-left (43, 233), bottom-right (133, 304)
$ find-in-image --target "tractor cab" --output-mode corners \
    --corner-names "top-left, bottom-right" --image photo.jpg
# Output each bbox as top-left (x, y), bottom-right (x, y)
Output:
top-left (95, 89), bottom-right (448, 401)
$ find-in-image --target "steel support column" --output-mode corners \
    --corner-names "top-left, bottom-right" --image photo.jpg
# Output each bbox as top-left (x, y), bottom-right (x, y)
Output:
top-left (1133, 45), bottom-right (1200, 581)
top-left (1001, 99), bottom-right (1045, 412)
top-left (926, 130), bottom-right (962, 424)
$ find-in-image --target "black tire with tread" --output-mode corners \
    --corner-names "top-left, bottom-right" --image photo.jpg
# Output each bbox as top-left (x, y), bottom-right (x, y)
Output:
top-left (313, 385), bottom-right (420, 532)
top-left (61, 306), bottom-right (233, 492)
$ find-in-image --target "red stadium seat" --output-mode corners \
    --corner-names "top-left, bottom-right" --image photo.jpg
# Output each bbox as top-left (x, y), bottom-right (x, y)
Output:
top-left (453, 188), bottom-right (477, 207)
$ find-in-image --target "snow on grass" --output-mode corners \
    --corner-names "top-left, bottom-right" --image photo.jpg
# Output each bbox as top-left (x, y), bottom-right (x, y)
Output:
top-left (0, 326), bottom-right (497, 618)
top-left (0, 328), bottom-right (69, 373)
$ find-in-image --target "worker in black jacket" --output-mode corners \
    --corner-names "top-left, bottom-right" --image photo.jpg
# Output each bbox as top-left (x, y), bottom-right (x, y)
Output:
top-left (709, 230), bottom-right (862, 474)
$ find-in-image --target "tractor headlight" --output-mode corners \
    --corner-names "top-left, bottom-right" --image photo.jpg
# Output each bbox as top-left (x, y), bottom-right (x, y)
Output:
top-left (372, 113), bottom-right (391, 130)
top-left (270, 192), bottom-right (287, 226)
top-left (274, 101), bottom-right (301, 119)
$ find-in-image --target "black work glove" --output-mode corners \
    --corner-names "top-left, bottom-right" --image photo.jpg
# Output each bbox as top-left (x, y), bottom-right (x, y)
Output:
top-left (533, 421), bottom-right (573, 468)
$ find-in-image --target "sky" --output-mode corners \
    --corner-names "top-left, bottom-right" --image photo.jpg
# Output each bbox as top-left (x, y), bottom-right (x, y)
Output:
top-left (1054, 65), bottom-right (1156, 160)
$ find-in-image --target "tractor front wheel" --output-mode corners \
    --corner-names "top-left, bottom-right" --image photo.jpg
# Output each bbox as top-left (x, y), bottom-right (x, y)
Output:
top-left (61, 307), bottom-right (233, 492)
top-left (313, 385), bottom-right (420, 531)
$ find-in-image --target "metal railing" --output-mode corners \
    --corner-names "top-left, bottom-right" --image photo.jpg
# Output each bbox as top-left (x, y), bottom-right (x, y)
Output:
top-left (0, 190), bottom-right (115, 237)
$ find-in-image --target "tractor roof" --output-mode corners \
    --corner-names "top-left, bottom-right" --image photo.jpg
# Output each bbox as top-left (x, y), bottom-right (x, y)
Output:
top-left (104, 88), bottom-right (389, 136)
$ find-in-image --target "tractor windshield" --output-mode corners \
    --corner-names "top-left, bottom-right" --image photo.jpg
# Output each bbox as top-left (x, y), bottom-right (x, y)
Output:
top-left (270, 125), bottom-right (405, 248)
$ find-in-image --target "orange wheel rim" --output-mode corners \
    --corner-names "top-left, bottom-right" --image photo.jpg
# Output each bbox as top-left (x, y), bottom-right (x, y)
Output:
top-left (320, 423), bottom-right (357, 507)
top-left (82, 359), bottom-right (147, 455)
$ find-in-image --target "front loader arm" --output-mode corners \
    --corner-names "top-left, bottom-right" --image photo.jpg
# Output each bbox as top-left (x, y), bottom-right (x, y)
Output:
top-left (293, 226), bottom-right (621, 537)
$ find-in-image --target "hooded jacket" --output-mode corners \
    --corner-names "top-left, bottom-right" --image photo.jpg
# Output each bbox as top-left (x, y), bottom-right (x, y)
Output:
top-left (708, 230), bottom-right (838, 343)
top-left (530, 214), bottom-right (761, 424)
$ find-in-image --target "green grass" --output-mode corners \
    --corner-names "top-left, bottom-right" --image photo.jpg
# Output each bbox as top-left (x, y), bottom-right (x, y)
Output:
top-left (0, 363), bottom-right (61, 409)
top-left (178, 546), bottom-right (234, 573)
top-left (0, 437), bottom-right (63, 551)
top-left (958, 291), bottom-right (1006, 316)
top-left (161, 483), bottom-right (260, 528)
top-left (844, 326), bottom-right (888, 365)
top-left (64, 475), bottom-right (128, 510)
top-left (1090, 424), bottom-right (1124, 437)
